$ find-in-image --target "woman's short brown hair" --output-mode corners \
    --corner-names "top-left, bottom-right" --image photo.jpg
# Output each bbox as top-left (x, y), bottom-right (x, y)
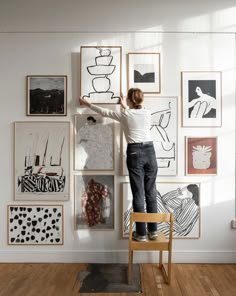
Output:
top-left (127, 88), bottom-right (144, 108)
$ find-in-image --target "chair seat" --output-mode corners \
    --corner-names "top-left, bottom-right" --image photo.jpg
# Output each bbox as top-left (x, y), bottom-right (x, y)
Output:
top-left (131, 231), bottom-right (169, 251)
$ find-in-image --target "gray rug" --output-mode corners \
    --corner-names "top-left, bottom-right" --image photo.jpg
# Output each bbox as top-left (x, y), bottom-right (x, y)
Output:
top-left (78, 263), bottom-right (142, 293)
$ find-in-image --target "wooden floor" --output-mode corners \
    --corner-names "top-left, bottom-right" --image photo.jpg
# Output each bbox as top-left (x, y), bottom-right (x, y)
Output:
top-left (0, 263), bottom-right (235, 296)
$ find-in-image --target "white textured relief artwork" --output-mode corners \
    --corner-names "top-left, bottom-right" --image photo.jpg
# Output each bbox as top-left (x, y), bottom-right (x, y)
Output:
top-left (8, 205), bottom-right (63, 245)
top-left (74, 114), bottom-right (114, 170)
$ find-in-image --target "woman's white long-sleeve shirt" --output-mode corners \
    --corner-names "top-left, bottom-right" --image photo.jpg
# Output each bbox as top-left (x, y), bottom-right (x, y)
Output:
top-left (89, 104), bottom-right (152, 144)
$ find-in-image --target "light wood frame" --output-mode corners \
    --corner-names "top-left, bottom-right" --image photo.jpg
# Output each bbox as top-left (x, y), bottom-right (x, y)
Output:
top-left (185, 136), bottom-right (218, 175)
top-left (181, 71), bottom-right (222, 127)
top-left (121, 181), bottom-right (201, 239)
top-left (14, 121), bottom-right (70, 201)
top-left (74, 174), bottom-right (115, 230)
top-left (127, 52), bottom-right (161, 93)
top-left (7, 204), bottom-right (64, 245)
top-left (80, 46), bottom-right (122, 104)
top-left (26, 75), bottom-right (67, 116)
top-left (74, 113), bottom-right (115, 171)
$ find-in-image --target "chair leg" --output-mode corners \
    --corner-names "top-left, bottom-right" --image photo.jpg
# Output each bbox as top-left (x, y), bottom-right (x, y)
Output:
top-left (159, 250), bottom-right (163, 268)
top-left (167, 249), bottom-right (172, 284)
top-left (128, 250), bottom-right (133, 284)
top-left (161, 250), bottom-right (172, 285)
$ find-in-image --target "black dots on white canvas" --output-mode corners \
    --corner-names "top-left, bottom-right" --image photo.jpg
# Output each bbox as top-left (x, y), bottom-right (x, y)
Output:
top-left (8, 205), bottom-right (63, 245)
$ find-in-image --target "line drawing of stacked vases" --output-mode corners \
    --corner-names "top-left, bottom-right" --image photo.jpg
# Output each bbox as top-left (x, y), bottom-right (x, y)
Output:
top-left (83, 47), bottom-right (120, 103)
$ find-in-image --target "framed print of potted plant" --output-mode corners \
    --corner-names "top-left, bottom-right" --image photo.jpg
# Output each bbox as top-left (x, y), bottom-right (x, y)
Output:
top-left (181, 71), bottom-right (222, 127)
top-left (26, 75), bottom-right (67, 116)
top-left (185, 136), bottom-right (217, 175)
top-left (127, 52), bottom-right (161, 93)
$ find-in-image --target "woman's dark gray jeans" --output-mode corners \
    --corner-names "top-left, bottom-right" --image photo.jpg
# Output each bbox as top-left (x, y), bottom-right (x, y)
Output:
top-left (126, 141), bottom-right (158, 236)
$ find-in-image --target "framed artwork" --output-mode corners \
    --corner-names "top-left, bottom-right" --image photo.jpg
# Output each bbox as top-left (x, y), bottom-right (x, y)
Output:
top-left (14, 121), bottom-right (70, 201)
top-left (74, 114), bottom-right (115, 170)
top-left (181, 71), bottom-right (222, 127)
top-left (127, 52), bottom-right (161, 93)
top-left (186, 137), bottom-right (217, 175)
top-left (80, 46), bottom-right (122, 104)
top-left (74, 175), bottom-right (114, 230)
top-left (26, 75), bottom-right (67, 116)
top-left (121, 96), bottom-right (178, 176)
top-left (7, 205), bottom-right (64, 245)
top-left (121, 182), bottom-right (200, 239)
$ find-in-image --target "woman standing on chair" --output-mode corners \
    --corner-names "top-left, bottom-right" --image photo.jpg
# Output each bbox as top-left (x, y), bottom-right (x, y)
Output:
top-left (79, 88), bottom-right (158, 242)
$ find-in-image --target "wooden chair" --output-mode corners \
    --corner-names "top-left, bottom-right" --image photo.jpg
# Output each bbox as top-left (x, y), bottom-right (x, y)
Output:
top-left (128, 212), bottom-right (174, 285)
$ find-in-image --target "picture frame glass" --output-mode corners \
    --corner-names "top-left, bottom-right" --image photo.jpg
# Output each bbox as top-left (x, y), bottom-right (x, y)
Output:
top-left (128, 53), bottom-right (161, 93)
top-left (74, 114), bottom-right (115, 171)
top-left (27, 75), bottom-right (67, 116)
top-left (8, 205), bottom-right (64, 245)
top-left (74, 175), bottom-right (114, 230)
top-left (186, 137), bottom-right (217, 175)
top-left (14, 121), bottom-right (70, 201)
top-left (80, 46), bottom-right (121, 104)
top-left (121, 182), bottom-right (200, 239)
top-left (181, 71), bottom-right (222, 127)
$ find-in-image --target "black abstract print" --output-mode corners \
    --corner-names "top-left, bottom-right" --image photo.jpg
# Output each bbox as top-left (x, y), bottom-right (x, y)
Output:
top-left (8, 205), bottom-right (63, 245)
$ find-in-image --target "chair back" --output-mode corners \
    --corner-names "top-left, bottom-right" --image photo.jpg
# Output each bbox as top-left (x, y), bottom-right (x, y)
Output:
top-left (129, 212), bottom-right (174, 240)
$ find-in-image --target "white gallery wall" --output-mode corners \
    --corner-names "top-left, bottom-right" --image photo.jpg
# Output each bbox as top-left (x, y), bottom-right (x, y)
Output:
top-left (0, 0), bottom-right (236, 263)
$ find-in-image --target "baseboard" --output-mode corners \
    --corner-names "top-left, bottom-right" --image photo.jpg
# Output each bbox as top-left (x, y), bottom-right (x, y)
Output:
top-left (0, 250), bottom-right (235, 263)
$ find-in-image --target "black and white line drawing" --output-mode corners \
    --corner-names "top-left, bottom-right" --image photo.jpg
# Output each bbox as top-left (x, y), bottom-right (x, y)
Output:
top-left (121, 96), bottom-right (177, 176)
top-left (188, 81), bottom-right (216, 118)
top-left (80, 46), bottom-right (121, 103)
top-left (122, 182), bottom-right (200, 239)
top-left (181, 71), bottom-right (222, 127)
top-left (150, 100), bottom-right (176, 171)
top-left (14, 121), bottom-right (70, 201)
